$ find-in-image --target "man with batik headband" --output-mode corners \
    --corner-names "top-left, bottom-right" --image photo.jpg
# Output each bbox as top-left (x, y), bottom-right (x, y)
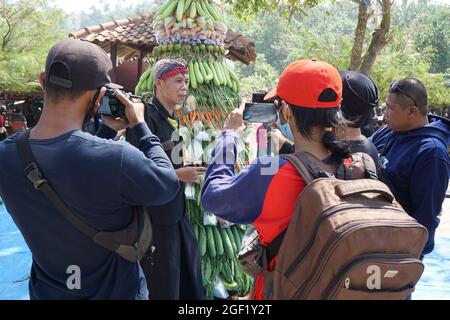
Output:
top-left (126, 58), bottom-right (204, 300)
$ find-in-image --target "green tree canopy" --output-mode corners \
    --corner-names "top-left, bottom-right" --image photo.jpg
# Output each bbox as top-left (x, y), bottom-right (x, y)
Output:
top-left (227, 1), bottom-right (449, 108)
top-left (0, 0), bottom-right (66, 95)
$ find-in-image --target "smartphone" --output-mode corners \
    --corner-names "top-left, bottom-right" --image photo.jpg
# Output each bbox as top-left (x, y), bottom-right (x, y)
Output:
top-left (243, 102), bottom-right (278, 123)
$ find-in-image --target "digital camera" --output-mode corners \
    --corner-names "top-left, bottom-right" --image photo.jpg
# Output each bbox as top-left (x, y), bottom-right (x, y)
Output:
top-left (97, 86), bottom-right (141, 118)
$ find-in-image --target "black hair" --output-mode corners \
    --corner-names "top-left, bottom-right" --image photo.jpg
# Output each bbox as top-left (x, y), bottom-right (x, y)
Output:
top-left (44, 63), bottom-right (88, 103)
top-left (389, 78), bottom-right (428, 116)
top-left (290, 105), bottom-right (351, 160)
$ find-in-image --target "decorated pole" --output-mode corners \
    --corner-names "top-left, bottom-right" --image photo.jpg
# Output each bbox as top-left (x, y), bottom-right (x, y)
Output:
top-left (136, 0), bottom-right (253, 299)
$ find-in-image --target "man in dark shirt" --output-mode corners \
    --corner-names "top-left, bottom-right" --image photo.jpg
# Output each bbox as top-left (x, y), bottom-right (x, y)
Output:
top-left (127, 59), bottom-right (204, 300)
top-left (370, 78), bottom-right (450, 259)
top-left (0, 39), bottom-right (179, 299)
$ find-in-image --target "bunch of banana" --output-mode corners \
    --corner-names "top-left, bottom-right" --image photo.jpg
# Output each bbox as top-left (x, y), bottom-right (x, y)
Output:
top-left (135, 66), bottom-right (154, 96)
top-left (154, 0), bottom-right (224, 23)
top-left (188, 59), bottom-right (239, 92)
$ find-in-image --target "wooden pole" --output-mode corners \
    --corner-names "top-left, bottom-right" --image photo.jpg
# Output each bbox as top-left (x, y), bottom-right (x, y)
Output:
top-left (137, 50), bottom-right (144, 84)
top-left (111, 42), bottom-right (118, 82)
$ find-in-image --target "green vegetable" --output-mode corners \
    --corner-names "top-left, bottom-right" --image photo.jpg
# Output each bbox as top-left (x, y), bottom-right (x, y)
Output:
top-left (199, 225), bottom-right (207, 256)
top-left (213, 227), bottom-right (224, 256)
top-left (219, 227), bottom-right (234, 259)
top-left (206, 226), bottom-right (217, 257)
top-left (160, 0), bottom-right (179, 19)
top-left (176, 0), bottom-right (185, 22)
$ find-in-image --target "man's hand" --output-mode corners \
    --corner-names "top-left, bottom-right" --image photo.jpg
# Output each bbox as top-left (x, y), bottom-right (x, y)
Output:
top-left (102, 115), bottom-right (129, 132)
top-left (224, 105), bottom-right (246, 133)
top-left (115, 89), bottom-right (145, 128)
top-left (267, 129), bottom-right (289, 152)
top-left (176, 166), bottom-right (206, 183)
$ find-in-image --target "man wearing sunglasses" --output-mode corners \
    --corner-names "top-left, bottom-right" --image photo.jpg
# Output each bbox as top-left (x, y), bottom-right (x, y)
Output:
top-left (370, 78), bottom-right (450, 261)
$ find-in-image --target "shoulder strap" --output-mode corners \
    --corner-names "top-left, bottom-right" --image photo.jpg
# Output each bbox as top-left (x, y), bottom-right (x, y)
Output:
top-left (15, 130), bottom-right (98, 239)
top-left (266, 152), bottom-right (336, 262)
top-left (281, 152), bottom-right (336, 184)
top-left (265, 229), bottom-right (287, 263)
top-left (336, 152), bottom-right (378, 181)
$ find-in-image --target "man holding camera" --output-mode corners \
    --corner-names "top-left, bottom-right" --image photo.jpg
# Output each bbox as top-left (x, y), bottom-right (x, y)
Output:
top-left (0, 39), bottom-right (180, 299)
top-left (126, 59), bottom-right (204, 300)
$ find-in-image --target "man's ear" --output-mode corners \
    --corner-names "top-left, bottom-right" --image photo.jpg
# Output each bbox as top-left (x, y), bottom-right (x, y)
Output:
top-left (39, 71), bottom-right (45, 90)
top-left (408, 105), bottom-right (419, 117)
top-left (155, 78), bottom-right (163, 90)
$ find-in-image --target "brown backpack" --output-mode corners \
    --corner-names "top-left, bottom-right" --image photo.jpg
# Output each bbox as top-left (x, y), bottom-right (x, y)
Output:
top-left (261, 152), bottom-right (428, 300)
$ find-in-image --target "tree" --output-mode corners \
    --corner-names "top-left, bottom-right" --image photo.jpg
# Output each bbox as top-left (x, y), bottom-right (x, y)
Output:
top-left (226, 1), bottom-right (449, 109)
top-left (0, 0), bottom-right (66, 94)
top-left (233, 54), bottom-right (279, 98)
top-left (74, 0), bottom-right (166, 30)
top-left (224, 0), bottom-right (321, 21)
top-left (225, 0), bottom-right (394, 74)
top-left (415, 9), bottom-right (450, 73)
top-left (358, 0), bottom-right (393, 74)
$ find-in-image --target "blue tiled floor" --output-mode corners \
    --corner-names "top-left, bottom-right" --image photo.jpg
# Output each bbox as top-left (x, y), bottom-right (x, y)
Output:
top-left (0, 204), bottom-right (31, 300)
top-left (0, 203), bottom-right (449, 300)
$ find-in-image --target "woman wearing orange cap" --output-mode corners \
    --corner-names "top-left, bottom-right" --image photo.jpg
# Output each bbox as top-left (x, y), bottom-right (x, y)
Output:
top-left (201, 59), bottom-right (352, 299)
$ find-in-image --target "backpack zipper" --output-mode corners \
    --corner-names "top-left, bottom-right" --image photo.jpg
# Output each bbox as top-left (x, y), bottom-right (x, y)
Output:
top-left (321, 253), bottom-right (419, 299)
top-left (294, 221), bottom-right (423, 299)
top-left (284, 204), bottom-right (405, 277)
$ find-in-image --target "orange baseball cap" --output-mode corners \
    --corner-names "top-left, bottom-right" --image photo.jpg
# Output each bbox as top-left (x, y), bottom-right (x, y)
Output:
top-left (264, 59), bottom-right (342, 108)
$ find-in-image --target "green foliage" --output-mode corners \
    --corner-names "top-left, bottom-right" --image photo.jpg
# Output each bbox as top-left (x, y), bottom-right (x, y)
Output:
top-left (74, 0), bottom-right (166, 29)
top-left (234, 54), bottom-right (278, 98)
top-left (224, 0), bottom-right (324, 21)
top-left (0, 0), bottom-right (66, 94)
top-left (226, 1), bottom-right (449, 109)
top-left (414, 8), bottom-right (450, 74)
top-left (370, 35), bottom-right (449, 107)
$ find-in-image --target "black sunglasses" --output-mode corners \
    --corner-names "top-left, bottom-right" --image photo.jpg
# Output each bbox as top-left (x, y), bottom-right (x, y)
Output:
top-left (389, 80), bottom-right (418, 107)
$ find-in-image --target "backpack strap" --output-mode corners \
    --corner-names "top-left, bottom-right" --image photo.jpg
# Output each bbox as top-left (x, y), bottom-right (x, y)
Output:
top-left (265, 152), bottom-right (336, 263)
top-left (281, 152), bottom-right (336, 184)
top-left (15, 130), bottom-right (98, 239)
top-left (336, 152), bottom-right (378, 181)
top-left (265, 229), bottom-right (287, 263)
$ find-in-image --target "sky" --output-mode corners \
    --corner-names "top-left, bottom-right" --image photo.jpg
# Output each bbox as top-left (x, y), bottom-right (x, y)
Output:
top-left (53, 0), bottom-right (450, 13)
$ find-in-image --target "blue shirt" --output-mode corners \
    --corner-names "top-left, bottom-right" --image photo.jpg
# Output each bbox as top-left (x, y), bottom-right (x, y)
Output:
top-left (0, 123), bottom-right (179, 299)
top-left (370, 115), bottom-right (450, 256)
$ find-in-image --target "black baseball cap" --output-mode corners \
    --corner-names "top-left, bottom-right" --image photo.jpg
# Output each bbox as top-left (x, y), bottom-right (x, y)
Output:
top-left (44, 39), bottom-right (116, 90)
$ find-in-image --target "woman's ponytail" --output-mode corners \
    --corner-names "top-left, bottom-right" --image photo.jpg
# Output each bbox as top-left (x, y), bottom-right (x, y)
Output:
top-left (322, 129), bottom-right (351, 160)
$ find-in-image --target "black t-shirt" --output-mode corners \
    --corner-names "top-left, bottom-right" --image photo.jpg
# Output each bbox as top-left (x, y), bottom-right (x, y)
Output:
top-left (343, 139), bottom-right (380, 169)
top-left (126, 98), bottom-right (185, 226)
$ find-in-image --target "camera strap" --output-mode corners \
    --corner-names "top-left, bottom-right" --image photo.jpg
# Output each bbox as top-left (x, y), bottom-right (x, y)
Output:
top-left (15, 129), bottom-right (98, 239)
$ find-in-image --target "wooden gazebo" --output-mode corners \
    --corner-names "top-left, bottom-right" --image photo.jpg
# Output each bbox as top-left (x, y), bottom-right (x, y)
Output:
top-left (69, 13), bottom-right (257, 86)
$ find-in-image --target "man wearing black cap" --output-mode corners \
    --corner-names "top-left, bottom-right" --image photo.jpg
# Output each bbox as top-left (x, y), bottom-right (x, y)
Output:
top-left (0, 39), bottom-right (179, 299)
